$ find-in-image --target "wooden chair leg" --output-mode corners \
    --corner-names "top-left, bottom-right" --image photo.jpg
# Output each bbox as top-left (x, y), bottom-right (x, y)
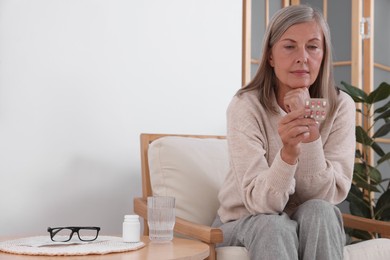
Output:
top-left (206, 244), bottom-right (217, 260)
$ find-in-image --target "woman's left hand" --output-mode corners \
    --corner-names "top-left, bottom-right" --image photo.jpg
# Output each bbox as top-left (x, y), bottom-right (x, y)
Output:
top-left (284, 88), bottom-right (310, 113)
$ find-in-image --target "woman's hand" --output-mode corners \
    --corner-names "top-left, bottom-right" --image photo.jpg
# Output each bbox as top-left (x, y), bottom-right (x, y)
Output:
top-left (283, 88), bottom-right (310, 113)
top-left (283, 88), bottom-right (320, 143)
top-left (278, 108), bottom-right (318, 164)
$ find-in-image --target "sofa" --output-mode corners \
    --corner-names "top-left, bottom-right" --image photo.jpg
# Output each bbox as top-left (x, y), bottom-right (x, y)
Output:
top-left (134, 133), bottom-right (390, 260)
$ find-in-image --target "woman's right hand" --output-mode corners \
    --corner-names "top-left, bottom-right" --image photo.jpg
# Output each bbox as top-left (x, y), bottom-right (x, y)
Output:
top-left (278, 108), bottom-right (317, 165)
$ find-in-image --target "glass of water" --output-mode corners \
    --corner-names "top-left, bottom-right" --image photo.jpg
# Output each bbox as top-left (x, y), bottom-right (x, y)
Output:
top-left (147, 196), bottom-right (175, 242)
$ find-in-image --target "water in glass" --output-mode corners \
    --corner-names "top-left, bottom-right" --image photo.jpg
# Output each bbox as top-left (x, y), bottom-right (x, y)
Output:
top-left (147, 196), bottom-right (175, 242)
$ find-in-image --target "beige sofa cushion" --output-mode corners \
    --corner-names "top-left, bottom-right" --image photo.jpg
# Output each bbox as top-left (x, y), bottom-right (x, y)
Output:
top-left (216, 239), bottom-right (390, 260)
top-left (148, 136), bottom-right (229, 226)
top-left (343, 238), bottom-right (390, 260)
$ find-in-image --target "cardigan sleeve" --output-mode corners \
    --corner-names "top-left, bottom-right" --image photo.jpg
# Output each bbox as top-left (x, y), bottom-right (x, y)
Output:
top-left (226, 97), bottom-right (296, 214)
top-left (294, 92), bottom-right (356, 204)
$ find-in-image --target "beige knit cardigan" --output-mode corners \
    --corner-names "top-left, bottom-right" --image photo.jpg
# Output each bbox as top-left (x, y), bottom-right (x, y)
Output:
top-left (217, 90), bottom-right (356, 223)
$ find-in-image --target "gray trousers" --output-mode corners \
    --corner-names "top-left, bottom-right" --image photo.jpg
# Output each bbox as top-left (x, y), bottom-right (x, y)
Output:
top-left (212, 199), bottom-right (345, 260)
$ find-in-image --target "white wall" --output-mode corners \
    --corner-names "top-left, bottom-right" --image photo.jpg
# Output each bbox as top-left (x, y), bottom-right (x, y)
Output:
top-left (0, 0), bottom-right (241, 236)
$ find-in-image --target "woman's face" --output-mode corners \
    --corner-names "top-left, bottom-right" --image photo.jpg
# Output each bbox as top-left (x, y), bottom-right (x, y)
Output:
top-left (269, 20), bottom-right (324, 96)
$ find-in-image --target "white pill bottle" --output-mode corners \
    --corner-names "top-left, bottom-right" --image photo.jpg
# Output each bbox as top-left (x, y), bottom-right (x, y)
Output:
top-left (122, 215), bottom-right (141, 242)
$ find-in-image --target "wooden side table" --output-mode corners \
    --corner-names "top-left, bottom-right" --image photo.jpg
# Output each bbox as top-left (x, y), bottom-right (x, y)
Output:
top-left (0, 236), bottom-right (210, 260)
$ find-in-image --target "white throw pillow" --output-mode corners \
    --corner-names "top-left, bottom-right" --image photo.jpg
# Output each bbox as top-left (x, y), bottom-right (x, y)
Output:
top-left (148, 136), bottom-right (229, 226)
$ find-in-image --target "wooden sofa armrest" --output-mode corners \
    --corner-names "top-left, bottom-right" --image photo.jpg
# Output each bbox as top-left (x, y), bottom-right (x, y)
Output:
top-left (133, 197), bottom-right (223, 244)
top-left (343, 213), bottom-right (390, 237)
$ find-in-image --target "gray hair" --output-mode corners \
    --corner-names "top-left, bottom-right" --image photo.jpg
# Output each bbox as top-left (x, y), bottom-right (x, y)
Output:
top-left (238, 4), bottom-right (338, 114)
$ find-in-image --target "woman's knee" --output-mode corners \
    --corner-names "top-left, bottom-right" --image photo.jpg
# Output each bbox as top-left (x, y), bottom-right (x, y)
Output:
top-left (244, 214), bottom-right (299, 255)
top-left (249, 213), bottom-right (297, 238)
top-left (293, 199), bottom-right (342, 224)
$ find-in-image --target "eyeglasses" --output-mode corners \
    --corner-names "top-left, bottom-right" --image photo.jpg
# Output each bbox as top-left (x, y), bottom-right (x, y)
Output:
top-left (47, 226), bottom-right (101, 242)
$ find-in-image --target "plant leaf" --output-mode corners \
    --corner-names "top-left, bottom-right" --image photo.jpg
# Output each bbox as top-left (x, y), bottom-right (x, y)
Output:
top-left (340, 81), bottom-right (367, 102)
top-left (350, 200), bottom-right (372, 218)
top-left (353, 176), bottom-right (380, 192)
top-left (373, 121), bottom-right (390, 138)
top-left (347, 184), bottom-right (371, 218)
top-left (375, 204), bottom-right (390, 221)
top-left (366, 82), bottom-right (390, 104)
top-left (378, 152), bottom-right (390, 165)
top-left (356, 126), bottom-right (373, 145)
top-left (353, 163), bottom-right (381, 191)
top-left (375, 100), bottom-right (390, 114)
top-left (346, 184), bottom-right (364, 202)
top-left (374, 109), bottom-right (390, 122)
top-left (369, 167), bottom-right (382, 184)
top-left (355, 149), bottom-right (363, 159)
top-left (371, 141), bottom-right (385, 157)
top-left (349, 229), bottom-right (373, 241)
top-left (375, 190), bottom-right (390, 220)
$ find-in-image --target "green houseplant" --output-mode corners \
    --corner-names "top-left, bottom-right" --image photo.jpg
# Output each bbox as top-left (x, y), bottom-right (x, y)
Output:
top-left (340, 81), bottom-right (390, 241)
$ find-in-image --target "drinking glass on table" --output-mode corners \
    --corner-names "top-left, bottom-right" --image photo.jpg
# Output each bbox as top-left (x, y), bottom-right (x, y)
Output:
top-left (147, 196), bottom-right (175, 242)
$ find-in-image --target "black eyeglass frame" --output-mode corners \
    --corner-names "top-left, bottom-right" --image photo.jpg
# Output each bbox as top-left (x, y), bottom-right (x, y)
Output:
top-left (47, 226), bottom-right (101, 242)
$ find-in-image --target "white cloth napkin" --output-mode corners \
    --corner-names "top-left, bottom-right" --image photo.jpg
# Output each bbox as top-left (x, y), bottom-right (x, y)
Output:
top-left (0, 236), bottom-right (145, 256)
